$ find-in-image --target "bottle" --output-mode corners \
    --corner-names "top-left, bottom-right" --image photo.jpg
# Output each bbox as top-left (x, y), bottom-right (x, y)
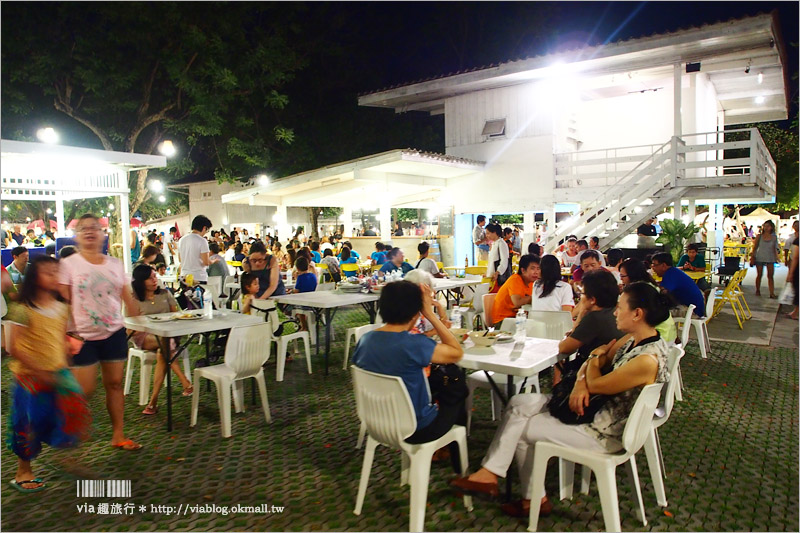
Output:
top-left (203, 288), bottom-right (213, 318)
top-left (465, 255), bottom-right (469, 268)
top-left (514, 308), bottom-right (527, 343)
top-left (450, 307), bottom-right (462, 330)
top-left (194, 286), bottom-right (203, 308)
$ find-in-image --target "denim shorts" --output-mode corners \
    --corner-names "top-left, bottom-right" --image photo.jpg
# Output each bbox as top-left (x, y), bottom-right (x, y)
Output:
top-left (71, 328), bottom-right (129, 367)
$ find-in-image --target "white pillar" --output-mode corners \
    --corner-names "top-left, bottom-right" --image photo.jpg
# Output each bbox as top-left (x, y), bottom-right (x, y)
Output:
top-left (673, 200), bottom-right (680, 220)
top-left (379, 202), bottom-right (392, 241)
top-left (523, 212), bottom-right (535, 252)
top-left (687, 198), bottom-right (696, 221)
top-left (55, 197), bottom-right (66, 236)
top-left (119, 193), bottom-right (131, 274)
top-left (342, 206), bottom-right (352, 237)
top-left (673, 63), bottom-right (682, 138)
top-left (713, 202), bottom-right (724, 252)
top-left (275, 204), bottom-right (290, 244)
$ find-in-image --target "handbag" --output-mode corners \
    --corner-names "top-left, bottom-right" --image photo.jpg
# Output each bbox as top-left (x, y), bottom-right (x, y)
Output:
top-left (547, 365), bottom-right (609, 425)
top-left (428, 363), bottom-right (469, 407)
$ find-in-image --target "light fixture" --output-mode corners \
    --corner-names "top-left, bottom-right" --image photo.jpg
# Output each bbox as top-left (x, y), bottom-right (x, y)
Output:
top-left (755, 95), bottom-right (765, 104)
top-left (166, 209), bottom-right (171, 215)
top-left (158, 140), bottom-right (176, 157)
top-left (757, 72), bottom-right (763, 84)
top-left (744, 66), bottom-right (750, 74)
top-left (46, 208), bottom-right (53, 214)
top-left (149, 179), bottom-right (164, 193)
top-left (2, 206), bottom-right (8, 212)
top-left (108, 203), bottom-right (115, 211)
top-left (36, 127), bottom-right (59, 144)
top-left (272, 213), bottom-right (280, 222)
top-left (158, 195), bottom-right (166, 203)
top-left (26, 217), bottom-right (31, 222)
top-left (257, 174), bottom-right (269, 186)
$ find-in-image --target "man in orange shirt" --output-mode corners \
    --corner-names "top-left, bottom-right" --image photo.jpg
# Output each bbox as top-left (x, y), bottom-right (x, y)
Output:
top-left (491, 254), bottom-right (540, 327)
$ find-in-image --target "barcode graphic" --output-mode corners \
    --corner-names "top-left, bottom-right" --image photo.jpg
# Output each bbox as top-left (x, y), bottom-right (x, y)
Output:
top-left (76, 480), bottom-right (131, 498)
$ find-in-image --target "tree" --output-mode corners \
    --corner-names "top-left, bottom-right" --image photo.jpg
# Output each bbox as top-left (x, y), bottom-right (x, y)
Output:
top-left (306, 207), bottom-right (343, 240)
top-left (2, 3), bottom-right (306, 233)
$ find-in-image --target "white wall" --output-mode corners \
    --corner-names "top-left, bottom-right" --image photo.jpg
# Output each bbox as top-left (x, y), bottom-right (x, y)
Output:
top-left (444, 83), bottom-right (555, 148)
top-left (446, 135), bottom-right (556, 213)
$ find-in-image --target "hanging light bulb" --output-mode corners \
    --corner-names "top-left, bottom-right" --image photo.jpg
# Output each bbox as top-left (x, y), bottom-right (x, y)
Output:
top-left (158, 195), bottom-right (166, 203)
top-left (158, 140), bottom-right (176, 157)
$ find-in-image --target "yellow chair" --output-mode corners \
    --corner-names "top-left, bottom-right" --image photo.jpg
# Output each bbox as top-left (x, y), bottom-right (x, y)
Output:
top-left (436, 261), bottom-right (444, 271)
top-left (712, 269), bottom-right (750, 329)
top-left (464, 266), bottom-right (486, 276)
top-left (341, 263), bottom-right (360, 279)
top-left (371, 264), bottom-right (383, 272)
top-left (477, 260), bottom-right (488, 267)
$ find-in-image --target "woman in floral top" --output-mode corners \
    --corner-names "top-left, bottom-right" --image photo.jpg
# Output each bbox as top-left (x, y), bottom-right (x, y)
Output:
top-left (451, 282), bottom-right (670, 518)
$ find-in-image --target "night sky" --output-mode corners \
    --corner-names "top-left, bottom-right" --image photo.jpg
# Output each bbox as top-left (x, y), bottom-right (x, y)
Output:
top-left (2, 2), bottom-right (797, 180)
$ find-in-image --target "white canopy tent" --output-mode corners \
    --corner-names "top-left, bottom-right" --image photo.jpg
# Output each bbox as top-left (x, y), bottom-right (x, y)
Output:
top-left (1, 139), bottom-right (167, 272)
top-left (738, 206), bottom-right (780, 231)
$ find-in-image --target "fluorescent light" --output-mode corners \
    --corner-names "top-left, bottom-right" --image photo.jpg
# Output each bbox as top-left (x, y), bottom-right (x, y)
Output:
top-left (757, 72), bottom-right (763, 84)
top-left (158, 140), bottom-right (176, 157)
top-left (36, 127), bottom-right (59, 144)
top-left (755, 95), bottom-right (765, 104)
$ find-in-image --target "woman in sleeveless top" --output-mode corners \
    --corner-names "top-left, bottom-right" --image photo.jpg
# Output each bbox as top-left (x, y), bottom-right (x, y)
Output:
top-left (750, 220), bottom-right (780, 298)
top-left (450, 282), bottom-right (671, 518)
top-left (242, 242), bottom-right (285, 299)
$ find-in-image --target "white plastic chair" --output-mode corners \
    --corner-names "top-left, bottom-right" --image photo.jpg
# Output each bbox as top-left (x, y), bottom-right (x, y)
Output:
top-left (522, 310), bottom-right (573, 340)
top-left (251, 299), bottom-right (312, 382)
top-left (672, 304), bottom-right (695, 402)
top-left (291, 281), bottom-right (336, 345)
top-left (343, 323), bottom-right (380, 370)
top-left (675, 292), bottom-right (714, 358)
top-left (351, 366), bottom-right (473, 532)
top-left (467, 283), bottom-right (490, 329)
top-left (482, 293), bottom-right (497, 329)
top-left (528, 383), bottom-right (663, 532)
top-left (190, 323), bottom-right (272, 438)
top-left (206, 276), bottom-right (227, 310)
top-left (124, 347), bottom-right (192, 406)
top-left (641, 345), bottom-right (685, 508)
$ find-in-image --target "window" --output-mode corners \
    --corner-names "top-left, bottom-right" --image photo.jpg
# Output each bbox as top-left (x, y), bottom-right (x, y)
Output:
top-left (482, 118), bottom-right (506, 138)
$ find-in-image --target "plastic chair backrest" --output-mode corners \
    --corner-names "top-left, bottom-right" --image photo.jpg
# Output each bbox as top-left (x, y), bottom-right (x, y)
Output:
top-left (436, 261), bottom-right (444, 270)
top-left (472, 283), bottom-right (490, 314)
top-left (354, 323), bottom-right (379, 343)
top-left (704, 289), bottom-right (716, 319)
top-left (660, 345), bottom-right (685, 421)
top-left (477, 260), bottom-right (488, 267)
top-left (621, 383), bottom-right (663, 454)
top-left (224, 323), bottom-right (272, 379)
top-left (526, 310), bottom-right (573, 340)
top-left (341, 263), bottom-right (359, 272)
top-left (350, 366), bottom-right (417, 446)
top-left (482, 293), bottom-right (497, 326)
top-left (679, 304), bottom-right (696, 345)
top-left (464, 266), bottom-right (485, 276)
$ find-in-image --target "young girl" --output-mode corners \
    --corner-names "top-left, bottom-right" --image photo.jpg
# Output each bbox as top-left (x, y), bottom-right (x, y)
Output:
top-left (129, 265), bottom-right (193, 415)
top-left (239, 272), bottom-right (259, 315)
top-left (7, 255), bottom-right (90, 492)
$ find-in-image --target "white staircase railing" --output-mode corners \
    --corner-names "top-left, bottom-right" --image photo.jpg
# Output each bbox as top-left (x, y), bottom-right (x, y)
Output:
top-left (546, 128), bottom-right (776, 252)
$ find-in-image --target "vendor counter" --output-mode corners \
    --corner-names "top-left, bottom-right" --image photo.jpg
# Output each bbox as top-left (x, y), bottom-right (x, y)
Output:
top-left (344, 236), bottom-right (454, 266)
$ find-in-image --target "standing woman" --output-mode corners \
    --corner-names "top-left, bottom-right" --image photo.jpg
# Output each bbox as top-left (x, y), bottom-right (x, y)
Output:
top-left (485, 223), bottom-right (511, 293)
top-left (59, 214), bottom-right (143, 451)
top-left (750, 220), bottom-right (781, 298)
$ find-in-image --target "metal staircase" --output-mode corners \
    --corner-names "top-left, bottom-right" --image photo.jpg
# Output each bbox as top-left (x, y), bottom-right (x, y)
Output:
top-left (545, 127), bottom-right (776, 252)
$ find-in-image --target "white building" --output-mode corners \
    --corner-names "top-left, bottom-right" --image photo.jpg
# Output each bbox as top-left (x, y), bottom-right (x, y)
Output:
top-left (226, 13), bottom-right (790, 262)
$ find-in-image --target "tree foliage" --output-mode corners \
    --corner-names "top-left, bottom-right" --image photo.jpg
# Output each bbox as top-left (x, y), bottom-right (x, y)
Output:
top-left (1, 2), bottom-right (306, 221)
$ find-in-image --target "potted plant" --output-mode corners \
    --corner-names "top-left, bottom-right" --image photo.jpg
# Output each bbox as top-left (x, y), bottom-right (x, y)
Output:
top-left (656, 218), bottom-right (700, 264)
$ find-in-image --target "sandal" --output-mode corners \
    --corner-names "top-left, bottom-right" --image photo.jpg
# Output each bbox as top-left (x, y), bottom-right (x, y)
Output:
top-left (9, 478), bottom-right (46, 493)
top-left (111, 439), bottom-right (142, 451)
top-left (142, 405), bottom-right (158, 415)
top-left (769, 294), bottom-right (778, 299)
top-left (182, 387), bottom-right (194, 397)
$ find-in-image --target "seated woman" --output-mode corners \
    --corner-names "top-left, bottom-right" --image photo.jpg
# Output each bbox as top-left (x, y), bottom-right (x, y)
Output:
top-left (451, 282), bottom-right (671, 517)
top-left (404, 270), bottom-right (451, 335)
top-left (353, 280), bottom-right (464, 447)
top-left (129, 264), bottom-right (193, 415)
top-left (531, 254), bottom-right (574, 312)
top-left (619, 258), bottom-right (678, 343)
top-left (339, 246), bottom-right (358, 278)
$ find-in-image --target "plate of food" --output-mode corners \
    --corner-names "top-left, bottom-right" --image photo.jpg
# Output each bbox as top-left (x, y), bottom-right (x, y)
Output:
top-left (147, 315), bottom-right (174, 322)
top-left (174, 312), bottom-right (203, 320)
top-left (494, 331), bottom-right (515, 343)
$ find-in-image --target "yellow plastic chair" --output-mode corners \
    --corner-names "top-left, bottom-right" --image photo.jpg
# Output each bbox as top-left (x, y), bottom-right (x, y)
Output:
top-left (435, 261), bottom-right (444, 271)
top-left (713, 269), bottom-right (750, 329)
top-left (464, 266), bottom-right (486, 276)
top-left (341, 263), bottom-right (360, 279)
top-left (371, 264), bottom-right (383, 272)
top-left (477, 260), bottom-right (488, 267)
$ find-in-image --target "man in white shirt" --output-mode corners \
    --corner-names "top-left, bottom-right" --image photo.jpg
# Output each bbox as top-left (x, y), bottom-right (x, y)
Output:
top-left (415, 241), bottom-right (446, 278)
top-left (473, 215), bottom-right (490, 261)
top-left (784, 220), bottom-right (798, 266)
top-left (178, 215), bottom-right (212, 283)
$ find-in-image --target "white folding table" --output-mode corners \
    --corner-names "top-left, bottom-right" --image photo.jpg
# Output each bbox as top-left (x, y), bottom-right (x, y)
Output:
top-left (124, 310), bottom-right (263, 431)
top-left (268, 291), bottom-right (379, 375)
top-left (432, 278), bottom-right (482, 308)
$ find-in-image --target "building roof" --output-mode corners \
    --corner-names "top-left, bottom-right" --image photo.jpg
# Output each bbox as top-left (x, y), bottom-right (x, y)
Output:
top-left (221, 149), bottom-right (484, 209)
top-left (358, 12), bottom-right (789, 124)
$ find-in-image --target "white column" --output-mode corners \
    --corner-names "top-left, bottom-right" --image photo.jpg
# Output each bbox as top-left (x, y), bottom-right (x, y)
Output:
top-left (55, 197), bottom-right (66, 236)
top-left (523, 212), bottom-right (535, 252)
top-left (275, 204), bottom-right (290, 244)
top-left (713, 202), bottom-right (724, 252)
top-left (673, 63), bottom-right (682, 137)
top-left (342, 206), bottom-right (352, 237)
top-left (687, 198), bottom-right (696, 221)
top-left (673, 200), bottom-right (680, 220)
top-left (379, 202), bottom-right (392, 241)
top-left (119, 193), bottom-right (131, 274)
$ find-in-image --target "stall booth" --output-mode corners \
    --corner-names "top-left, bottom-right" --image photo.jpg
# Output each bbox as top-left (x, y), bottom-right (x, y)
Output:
top-left (1, 139), bottom-right (166, 273)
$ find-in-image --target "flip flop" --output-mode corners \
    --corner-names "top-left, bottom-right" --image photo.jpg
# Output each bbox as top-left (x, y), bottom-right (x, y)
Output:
top-left (111, 439), bottom-right (142, 451)
top-left (181, 387), bottom-right (194, 397)
top-left (9, 478), bottom-right (46, 493)
top-left (142, 405), bottom-right (158, 415)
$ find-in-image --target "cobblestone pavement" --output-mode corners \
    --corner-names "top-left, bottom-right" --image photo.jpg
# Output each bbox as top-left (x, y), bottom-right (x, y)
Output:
top-left (1, 308), bottom-right (797, 532)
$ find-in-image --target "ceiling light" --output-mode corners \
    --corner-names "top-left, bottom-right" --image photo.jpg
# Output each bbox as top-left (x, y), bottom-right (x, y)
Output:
top-left (257, 174), bottom-right (269, 186)
top-left (149, 179), bottom-right (164, 193)
top-left (757, 72), bottom-right (763, 84)
top-left (36, 127), bottom-right (59, 144)
top-left (755, 96), bottom-right (765, 104)
top-left (158, 195), bottom-right (166, 203)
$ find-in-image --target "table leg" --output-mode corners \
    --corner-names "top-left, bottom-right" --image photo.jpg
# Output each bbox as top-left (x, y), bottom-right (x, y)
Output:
top-left (157, 336), bottom-right (174, 432)
top-left (314, 308), bottom-right (322, 359)
top-left (324, 308), bottom-right (332, 376)
top-left (504, 374), bottom-right (516, 502)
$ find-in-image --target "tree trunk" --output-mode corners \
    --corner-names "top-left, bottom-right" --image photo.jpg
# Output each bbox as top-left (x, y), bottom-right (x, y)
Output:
top-left (308, 207), bottom-right (320, 241)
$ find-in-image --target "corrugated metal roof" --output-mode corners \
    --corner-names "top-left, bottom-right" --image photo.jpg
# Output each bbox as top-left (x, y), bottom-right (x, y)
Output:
top-left (359, 12), bottom-right (776, 97)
